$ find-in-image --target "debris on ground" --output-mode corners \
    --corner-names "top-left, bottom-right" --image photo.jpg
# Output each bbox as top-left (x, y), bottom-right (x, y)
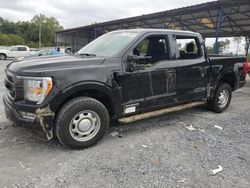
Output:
top-left (110, 131), bottom-right (119, 137)
top-left (18, 162), bottom-right (25, 169)
top-left (238, 156), bottom-right (246, 161)
top-left (214, 125), bottom-right (223, 130)
top-left (0, 126), bottom-right (7, 130)
top-left (177, 178), bottom-right (189, 183)
top-left (142, 145), bottom-right (148, 148)
top-left (193, 145), bottom-right (198, 149)
top-left (211, 165), bottom-right (223, 175)
top-left (199, 129), bottom-right (205, 132)
top-left (185, 124), bottom-right (197, 131)
top-left (151, 159), bottom-right (160, 165)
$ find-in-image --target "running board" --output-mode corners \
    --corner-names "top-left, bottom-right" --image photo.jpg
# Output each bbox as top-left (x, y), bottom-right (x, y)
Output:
top-left (118, 102), bottom-right (204, 124)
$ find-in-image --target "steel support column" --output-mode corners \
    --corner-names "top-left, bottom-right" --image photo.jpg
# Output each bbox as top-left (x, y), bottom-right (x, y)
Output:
top-left (72, 35), bottom-right (74, 53)
top-left (76, 31), bottom-right (79, 52)
top-left (94, 25), bottom-right (97, 39)
top-left (54, 34), bottom-right (57, 49)
top-left (64, 35), bottom-right (66, 50)
top-left (245, 36), bottom-right (250, 56)
top-left (213, 6), bottom-right (223, 54)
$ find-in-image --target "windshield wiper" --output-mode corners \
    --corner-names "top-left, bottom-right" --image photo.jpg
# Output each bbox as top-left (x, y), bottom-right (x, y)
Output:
top-left (78, 53), bottom-right (96, 57)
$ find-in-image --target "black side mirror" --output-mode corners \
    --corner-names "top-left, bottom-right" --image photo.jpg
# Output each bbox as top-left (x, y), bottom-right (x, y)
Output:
top-left (128, 55), bottom-right (152, 63)
top-left (127, 55), bottom-right (152, 72)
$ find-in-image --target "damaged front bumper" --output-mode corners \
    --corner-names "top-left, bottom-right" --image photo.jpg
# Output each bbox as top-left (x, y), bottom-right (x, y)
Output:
top-left (3, 94), bottom-right (55, 140)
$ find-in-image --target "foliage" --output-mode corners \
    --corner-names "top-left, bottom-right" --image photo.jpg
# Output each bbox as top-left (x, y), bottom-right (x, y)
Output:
top-left (233, 37), bottom-right (242, 55)
top-left (137, 39), bottom-right (149, 55)
top-left (0, 14), bottom-right (63, 47)
top-left (219, 39), bottom-right (230, 50)
top-left (206, 46), bottom-right (213, 54)
top-left (0, 33), bottom-right (24, 46)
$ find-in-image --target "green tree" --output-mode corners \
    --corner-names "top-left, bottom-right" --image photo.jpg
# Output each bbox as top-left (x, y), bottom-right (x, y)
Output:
top-left (31, 14), bottom-right (63, 47)
top-left (0, 33), bottom-right (25, 45)
top-left (0, 14), bottom-right (63, 47)
top-left (206, 46), bottom-right (213, 54)
top-left (233, 37), bottom-right (242, 55)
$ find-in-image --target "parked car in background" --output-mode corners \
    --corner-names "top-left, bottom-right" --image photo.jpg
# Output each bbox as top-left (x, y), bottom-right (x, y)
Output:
top-left (0, 45), bottom-right (31, 60)
top-left (16, 49), bottom-right (64, 60)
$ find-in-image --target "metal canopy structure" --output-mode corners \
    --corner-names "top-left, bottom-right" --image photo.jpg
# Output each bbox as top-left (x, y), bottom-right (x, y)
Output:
top-left (56, 0), bottom-right (250, 54)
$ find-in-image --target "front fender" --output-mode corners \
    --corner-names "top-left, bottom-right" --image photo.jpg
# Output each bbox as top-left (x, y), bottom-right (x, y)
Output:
top-left (49, 81), bottom-right (122, 117)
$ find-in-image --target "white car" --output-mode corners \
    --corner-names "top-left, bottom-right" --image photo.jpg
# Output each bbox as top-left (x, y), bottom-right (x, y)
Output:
top-left (0, 45), bottom-right (31, 60)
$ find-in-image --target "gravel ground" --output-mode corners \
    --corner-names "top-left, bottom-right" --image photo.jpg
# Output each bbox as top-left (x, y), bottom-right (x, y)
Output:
top-left (0, 60), bottom-right (249, 188)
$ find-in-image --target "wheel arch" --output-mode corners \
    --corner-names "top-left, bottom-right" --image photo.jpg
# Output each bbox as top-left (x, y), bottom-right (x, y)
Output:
top-left (0, 53), bottom-right (7, 59)
top-left (51, 81), bottom-right (122, 120)
top-left (218, 68), bottom-right (238, 91)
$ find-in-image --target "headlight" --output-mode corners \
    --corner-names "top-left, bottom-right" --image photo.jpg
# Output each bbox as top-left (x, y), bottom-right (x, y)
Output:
top-left (23, 77), bottom-right (53, 104)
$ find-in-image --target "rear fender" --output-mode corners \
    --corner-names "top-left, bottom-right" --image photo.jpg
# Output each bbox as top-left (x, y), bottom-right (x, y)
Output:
top-left (217, 65), bottom-right (238, 90)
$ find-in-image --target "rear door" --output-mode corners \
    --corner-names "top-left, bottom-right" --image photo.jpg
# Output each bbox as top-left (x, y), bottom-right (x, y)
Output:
top-left (170, 34), bottom-right (209, 101)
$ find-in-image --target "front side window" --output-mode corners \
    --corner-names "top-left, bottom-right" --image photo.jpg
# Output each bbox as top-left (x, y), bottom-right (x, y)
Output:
top-left (78, 31), bottom-right (139, 57)
top-left (10, 46), bottom-right (18, 51)
top-left (133, 36), bottom-right (169, 64)
top-left (172, 35), bottom-right (202, 60)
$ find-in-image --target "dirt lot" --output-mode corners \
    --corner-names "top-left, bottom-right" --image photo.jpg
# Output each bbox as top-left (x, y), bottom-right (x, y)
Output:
top-left (0, 60), bottom-right (250, 188)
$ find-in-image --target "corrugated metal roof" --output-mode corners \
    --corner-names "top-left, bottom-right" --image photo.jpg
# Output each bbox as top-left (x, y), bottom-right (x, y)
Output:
top-left (56, 0), bottom-right (250, 38)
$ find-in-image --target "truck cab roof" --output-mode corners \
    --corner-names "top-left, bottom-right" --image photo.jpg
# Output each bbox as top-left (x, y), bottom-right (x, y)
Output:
top-left (110, 28), bottom-right (202, 37)
top-left (11, 45), bottom-right (29, 48)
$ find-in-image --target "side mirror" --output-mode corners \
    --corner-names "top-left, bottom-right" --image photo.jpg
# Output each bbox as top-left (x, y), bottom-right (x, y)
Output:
top-left (127, 55), bottom-right (152, 72)
top-left (127, 55), bottom-right (152, 63)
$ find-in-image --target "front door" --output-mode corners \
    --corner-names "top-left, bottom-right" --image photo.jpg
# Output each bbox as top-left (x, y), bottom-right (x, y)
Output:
top-left (120, 34), bottom-right (178, 115)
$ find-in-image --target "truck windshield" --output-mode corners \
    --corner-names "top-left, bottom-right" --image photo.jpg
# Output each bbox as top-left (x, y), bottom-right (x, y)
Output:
top-left (77, 31), bottom-right (139, 57)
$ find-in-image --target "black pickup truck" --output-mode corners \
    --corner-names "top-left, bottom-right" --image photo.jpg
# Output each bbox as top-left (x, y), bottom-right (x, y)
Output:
top-left (4, 29), bottom-right (249, 149)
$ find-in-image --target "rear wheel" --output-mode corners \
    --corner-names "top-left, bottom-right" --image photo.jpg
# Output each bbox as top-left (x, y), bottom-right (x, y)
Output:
top-left (207, 83), bottom-right (232, 113)
top-left (56, 97), bottom-right (110, 149)
top-left (0, 54), bottom-right (6, 60)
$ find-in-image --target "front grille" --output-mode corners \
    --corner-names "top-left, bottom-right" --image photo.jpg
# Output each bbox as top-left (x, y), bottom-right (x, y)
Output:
top-left (5, 71), bottom-right (24, 101)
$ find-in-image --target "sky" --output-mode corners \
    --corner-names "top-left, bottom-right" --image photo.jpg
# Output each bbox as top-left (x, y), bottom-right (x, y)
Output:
top-left (0, 0), bottom-right (214, 28)
top-left (0, 0), bottom-right (247, 54)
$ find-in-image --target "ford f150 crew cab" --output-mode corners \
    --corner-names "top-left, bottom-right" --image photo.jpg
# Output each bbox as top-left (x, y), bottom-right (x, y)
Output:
top-left (4, 29), bottom-right (248, 149)
top-left (0, 45), bottom-right (31, 60)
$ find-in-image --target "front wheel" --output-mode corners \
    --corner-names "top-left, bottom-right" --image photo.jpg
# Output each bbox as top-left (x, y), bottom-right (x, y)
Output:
top-left (207, 83), bottom-right (232, 113)
top-left (0, 54), bottom-right (7, 60)
top-left (56, 97), bottom-right (110, 149)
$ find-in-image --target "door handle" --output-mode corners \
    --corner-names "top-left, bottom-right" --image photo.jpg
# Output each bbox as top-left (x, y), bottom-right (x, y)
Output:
top-left (199, 67), bottom-right (206, 77)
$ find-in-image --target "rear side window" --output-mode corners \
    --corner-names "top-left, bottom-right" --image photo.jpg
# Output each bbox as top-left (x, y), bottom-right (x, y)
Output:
top-left (17, 47), bottom-right (27, 51)
top-left (172, 35), bottom-right (202, 60)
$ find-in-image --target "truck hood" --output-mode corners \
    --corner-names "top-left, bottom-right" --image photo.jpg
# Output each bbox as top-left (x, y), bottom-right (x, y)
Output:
top-left (7, 55), bottom-right (105, 75)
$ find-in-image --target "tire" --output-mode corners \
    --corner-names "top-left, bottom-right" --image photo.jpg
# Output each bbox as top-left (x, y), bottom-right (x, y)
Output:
top-left (0, 54), bottom-right (7, 60)
top-left (207, 83), bottom-right (232, 113)
top-left (56, 97), bottom-right (110, 149)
